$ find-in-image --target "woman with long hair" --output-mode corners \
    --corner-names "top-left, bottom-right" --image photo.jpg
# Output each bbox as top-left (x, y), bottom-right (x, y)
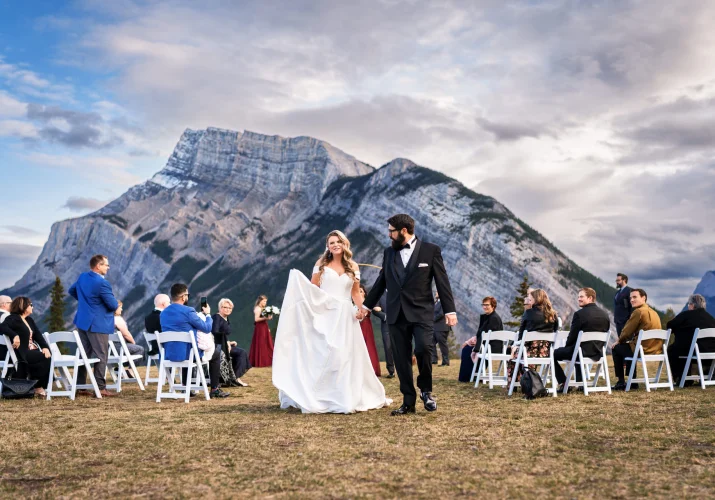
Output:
top-left (273, 230), bottom-right (391, 413)
top-left (506, 288), bottom-right (558, 386)
top-left (248, 295), bottom-right (274, 367)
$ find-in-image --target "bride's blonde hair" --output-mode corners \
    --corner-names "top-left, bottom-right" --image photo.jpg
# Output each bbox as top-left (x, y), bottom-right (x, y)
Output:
top-left (318, 230), bottom-right (358, 282)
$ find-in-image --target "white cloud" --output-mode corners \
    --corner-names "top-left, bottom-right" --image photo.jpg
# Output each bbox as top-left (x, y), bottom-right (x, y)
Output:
top-left (0, 90), bottom-right (27, 117)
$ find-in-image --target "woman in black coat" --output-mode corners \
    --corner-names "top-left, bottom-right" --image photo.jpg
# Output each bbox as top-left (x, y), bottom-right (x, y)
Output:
top-left (212, 298), bottom-right (251, 387)
top-left (0, 296), bottom-right (51, 397)
top-left (458, 296), bottom-right (503, 382)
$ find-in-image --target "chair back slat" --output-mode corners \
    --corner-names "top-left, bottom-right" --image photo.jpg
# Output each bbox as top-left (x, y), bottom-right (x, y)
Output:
top-left (638, 329), bottom-right (670, 341)
top-left (145, 332), bottom-right (157, 342)
top-left (696, 328), bottom-right (715, 339)
top-left (579, 331), bottom-right (610, 343)
top-left (156, 331), bottom-right (193, 344)
top-left (484, 330), bottom-right (519, 342)
top-left (46, 331), bottom-right (81, 344)
top-left (522, 331), bottom-right (556, 343)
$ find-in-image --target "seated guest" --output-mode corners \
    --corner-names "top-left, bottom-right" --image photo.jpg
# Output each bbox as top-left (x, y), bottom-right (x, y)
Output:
top-left (114, 300), bottom-right (144, 379)
top-left (212, 298), bottom-right (251, 387)
top-left (160, 283), bottom-right (228, 398)
top-left (553, 288), bottom-right (610, 391)
top-left (458, 297), bottom-right (504, 382)
top-left (507, 289), bottom-right (558, 386)
top-left (145, 293), bottom-right (170, 355)
top-left (610, 288), bottom-right (661, 391)
top-left (0, 297), bottom-right (50, 397)
top-left (667, 294), bottom-right (715, 384)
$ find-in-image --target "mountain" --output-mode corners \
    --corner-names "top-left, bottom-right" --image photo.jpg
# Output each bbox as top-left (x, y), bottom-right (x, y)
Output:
top-left (3, 127), bottom-right (616, 344)
top-left (691, 271), bottom-right (715, 312)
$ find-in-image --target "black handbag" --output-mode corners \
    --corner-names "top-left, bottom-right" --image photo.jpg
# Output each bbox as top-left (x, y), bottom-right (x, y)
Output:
top-left (520, 368), bottom-right (548, 400)
top-left (0, 377), bottom-right (38, 399)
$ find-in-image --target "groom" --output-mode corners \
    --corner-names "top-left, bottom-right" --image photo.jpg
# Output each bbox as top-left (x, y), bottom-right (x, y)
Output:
top-left (362, 214), bottom-right (457, 415)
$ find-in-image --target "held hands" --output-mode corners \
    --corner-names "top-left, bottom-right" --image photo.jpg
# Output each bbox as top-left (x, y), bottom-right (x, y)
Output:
top-left (355, 309), bottom-right (366, 321)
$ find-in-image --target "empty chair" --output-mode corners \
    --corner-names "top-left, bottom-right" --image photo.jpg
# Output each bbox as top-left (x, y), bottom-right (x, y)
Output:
top-left (508, 331), bottom-right (558, 397)
top-left (561, 330), bottom-right (612, 395)
top-left (473, 330), bottom-right (518, 389)
top-left (155, 331), bottom-right (209, 402)
top-left (625, 329), bottom-right (674, 392)
top-left (44, 331), bottom-right (102, 399)
top-left (679, 328), bottom-right (715, 389)
top-left (106, 332), bottom-right (145, 393)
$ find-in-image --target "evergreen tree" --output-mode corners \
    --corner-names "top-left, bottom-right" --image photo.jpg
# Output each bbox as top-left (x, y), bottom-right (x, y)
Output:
top-left (48, 276), bottom-right (66, 332)
top-left (447, 328), bottom-right (461, 359)
top-left (506, 274), bottom-right (531, 328)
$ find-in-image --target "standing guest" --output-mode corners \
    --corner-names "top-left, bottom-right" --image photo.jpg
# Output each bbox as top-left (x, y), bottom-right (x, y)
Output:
top-left (0, 295), bottom-right (11, 363)
top-left (145, 293), bottom-right (169, 355)
top-left (507, 289), bottom-right (558, 385)
top-left (372, 291), bottom-right (395, 378)
top-left (212, 298), bottom-right (251, 387)
top-left (0, 297), bottom-right (50, 397)
top-left (459, 296), bottom-right (503, 382)
top-left (666, 294), bottom-right (715, 385)
top-left (614, 273), bottom-right (633, 335)
top-left (432, 292), bottom-right (450, 366)
top-left (552, 288), bottom-right (610, 391)
top-left (160, 283), bottom-right (228, 398)
top-left (69, 254), bottom-right (119, 398)
top-left (249, 295), bottom-right (274, 367)
top-left (358, 284), bottom-right (381, 377)
top-left (610, 288), bottom-right (661, 391)
top-left (0, 295), bottom-right (11, 322)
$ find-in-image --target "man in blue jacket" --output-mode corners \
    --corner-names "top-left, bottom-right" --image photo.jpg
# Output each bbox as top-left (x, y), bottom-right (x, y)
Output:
top-left (69, 254), bottom-right (119, 397)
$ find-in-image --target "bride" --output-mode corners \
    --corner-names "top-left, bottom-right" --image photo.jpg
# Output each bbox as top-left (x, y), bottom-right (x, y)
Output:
top-left (272, 230), bottom-right (392, 413)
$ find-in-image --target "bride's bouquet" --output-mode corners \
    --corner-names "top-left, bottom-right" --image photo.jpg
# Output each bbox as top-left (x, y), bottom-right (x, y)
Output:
top-left (261, 305), bottom-right (280, 317)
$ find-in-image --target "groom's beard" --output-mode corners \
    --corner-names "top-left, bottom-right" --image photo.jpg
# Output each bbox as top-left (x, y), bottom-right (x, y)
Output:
top-left (390, 233), bottom-right (406, 250)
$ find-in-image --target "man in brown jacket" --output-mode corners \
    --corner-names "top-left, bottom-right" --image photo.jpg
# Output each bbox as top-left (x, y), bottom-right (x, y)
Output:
top-left (611, 288), bottom-right (662, 391)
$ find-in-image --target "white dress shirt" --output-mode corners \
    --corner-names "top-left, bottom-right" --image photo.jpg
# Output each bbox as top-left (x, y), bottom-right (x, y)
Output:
top-left (400, 235), bottom-right (417, 267)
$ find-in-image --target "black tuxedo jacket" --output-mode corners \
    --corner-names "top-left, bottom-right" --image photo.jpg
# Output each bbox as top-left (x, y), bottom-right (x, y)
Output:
top-left (144, 309), bottom-right (162, 333)
top-left (667, 308), bottom-right (715, 354)
top-left (564, 303), bottom-right (610, 358)
top-left (364, 238), bottom-right (456, 325)
top-left (614, 286), bottom-right (633, 327)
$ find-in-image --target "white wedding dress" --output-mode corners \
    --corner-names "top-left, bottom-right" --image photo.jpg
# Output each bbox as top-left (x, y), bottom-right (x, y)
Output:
top-left (272, 267), bottom-right (392, 413)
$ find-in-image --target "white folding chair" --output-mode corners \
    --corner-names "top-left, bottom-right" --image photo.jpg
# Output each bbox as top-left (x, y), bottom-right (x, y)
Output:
top-left (625, 329), bottom-right (674, 392)
top-left (144, 332), bottom-right (161, 384)
top-left (508, 331), bottom-right (557, 397)
top-left (562, 331), bottom-right (612, 395)
top-left (44, 331), bottom-right (102, 400)
top-left (106, 333), bottom-right (146, 392)
top-left (541, 330), bottom-right (570, 384)
top-left (468, 335), bottom-right (487, 383)
top-left (474, 331), bottom-right (519, 389)
top-left (679, 328), bottom-right (715, 389)
top-left (0, 334), bottom-right (19, 378)
top-left (155, 331), bottom-right (210, 402)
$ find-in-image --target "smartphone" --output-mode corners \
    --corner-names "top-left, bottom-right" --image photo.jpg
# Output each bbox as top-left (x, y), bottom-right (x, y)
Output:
top-left (200, 296), bottom-right (208, 309)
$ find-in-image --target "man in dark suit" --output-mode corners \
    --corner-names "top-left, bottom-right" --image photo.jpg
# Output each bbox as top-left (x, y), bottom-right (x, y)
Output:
top-left (144, 293), bottom-right (170, 355)
top-left (363, 214), bottom-right (457, 415)
top-left (432, 292), bottom-right (450, 366)
top-left (371, 292), bottom-right (395, 378)
top-left (553, 287), bottom-right (610, 390)
top-left (614, 273), bottom-right (633, 334)
top-left (667, 294), bottom-right (715, 384)
top-left (69, 254), bottom-right (119, 397)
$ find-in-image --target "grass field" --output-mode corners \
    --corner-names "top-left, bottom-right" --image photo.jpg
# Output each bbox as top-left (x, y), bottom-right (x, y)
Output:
top-left (1, 361), bottom-right (714, 498)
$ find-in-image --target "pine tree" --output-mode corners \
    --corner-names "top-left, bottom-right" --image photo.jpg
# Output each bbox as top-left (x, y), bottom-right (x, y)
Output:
top-left (506, 274), bottom-right (531, 328)
top-left (48, 276), bottom-right (66, 332)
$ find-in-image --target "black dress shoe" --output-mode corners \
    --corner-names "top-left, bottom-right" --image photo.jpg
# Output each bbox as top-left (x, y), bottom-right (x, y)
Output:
top-left (557, 383), bottom-right (572, 393)
top-left (420, 392), bottom-right (437, 411)
top-left (385, 373), bottom-right (395, 378)
top-left (440, 363), bottom-right (450, 367)
top-left (432, 361), bottom-right (438, 365)
top-left (391, 404), bottom-right (416, 415)
top-left (612, 381), bottom-right (626, 391)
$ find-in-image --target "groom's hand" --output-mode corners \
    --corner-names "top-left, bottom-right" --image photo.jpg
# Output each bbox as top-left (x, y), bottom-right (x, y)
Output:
top-left (445, 313), bottom-right (458, 326)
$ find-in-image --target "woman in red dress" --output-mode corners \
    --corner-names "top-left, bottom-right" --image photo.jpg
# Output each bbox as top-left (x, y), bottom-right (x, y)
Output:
top-left (358, 284), bottom-right (381, 377)
top-left (249, 295), bottom-right (274, 367)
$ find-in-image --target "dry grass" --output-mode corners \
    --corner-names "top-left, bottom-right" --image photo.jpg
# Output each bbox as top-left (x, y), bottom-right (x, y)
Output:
top-left (1, 361), bottom-right (714, 499)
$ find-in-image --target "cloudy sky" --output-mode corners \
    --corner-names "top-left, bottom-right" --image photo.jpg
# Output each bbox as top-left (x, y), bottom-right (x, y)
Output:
top-left (1, 0), bottom-right (714, 309)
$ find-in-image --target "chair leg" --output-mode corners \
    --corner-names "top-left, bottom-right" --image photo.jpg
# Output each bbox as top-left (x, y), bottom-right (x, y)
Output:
top-left (508, 359), bottom-right (520, 396)
top-left (46, 357), bottom-right (56, 400)
top-left (474, 357), bottom-right (483, 388)
top-left (625, 354), bottom-right (638, 392)
top-left (603, 357), bottom-right (612, 394)
top-left (71, 360), bottom-right (80, 401)
top-left (156, 360), bottom-right (165, 403)
top-left (680, 354), bottom-right (693, 389)
top-left (641, 357), bottom-right (651, 392)
top-left (550, 359), bottom-right (557, 397)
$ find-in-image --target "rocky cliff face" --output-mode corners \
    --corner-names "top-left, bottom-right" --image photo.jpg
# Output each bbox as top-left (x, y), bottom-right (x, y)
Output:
top-left (4, 127), bottom-right (616, 344)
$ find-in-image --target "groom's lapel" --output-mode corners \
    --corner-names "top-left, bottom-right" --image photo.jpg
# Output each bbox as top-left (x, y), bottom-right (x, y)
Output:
top-left (404, 238), bottom-right (422, 282)
top-left (388, 247), bottom-right (401, 285)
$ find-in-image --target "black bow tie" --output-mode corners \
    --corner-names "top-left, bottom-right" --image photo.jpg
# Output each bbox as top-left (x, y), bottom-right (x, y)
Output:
top-left (400, 243), bottom-right (411, 251)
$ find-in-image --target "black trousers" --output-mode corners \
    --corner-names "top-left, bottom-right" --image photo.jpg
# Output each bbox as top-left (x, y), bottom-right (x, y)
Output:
top-left (380, 326), bottom-right (395, 375)
top-left (182, 348), bottom-right (221, 390)
top-left (553, 346), bottom-right (585, 385)
top-left (16, 350), bottom-right (52, 388)
top-left (432, 329), bottom-right (450, 364)
top-left (612, 343), bottom-right (637, 382)
top-left (389, 309), bottom-right (434, 406)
